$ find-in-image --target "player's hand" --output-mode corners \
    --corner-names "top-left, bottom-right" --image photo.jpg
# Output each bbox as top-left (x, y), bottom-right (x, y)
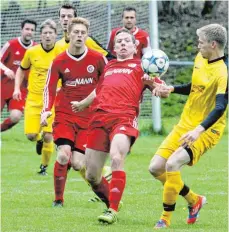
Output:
top-left (179, 125), bottom-right (205, 148)
top-left (71, 101), bottom-right (86, 112)
top-left (13, 89), bottom-right (22, 101)
top-left (141, 73), bottom-right (155, 87)
top-left (152, 85), bottom-right (172, 98)
top-left (40, 111), bottom-right (52, 127)
top-left (4, 69), bottom-right (15, 79)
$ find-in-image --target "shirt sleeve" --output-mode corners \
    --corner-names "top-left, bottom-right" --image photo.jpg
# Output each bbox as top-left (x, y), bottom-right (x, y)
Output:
top-left (20, 49), bottom-right (31, 70)
top-left (0, 41), bottom-right (10, 62)
top-left (86, 37), bottom-right (108, 56)
top-left (172, 83), bottom-right (192, 95)
top-left (142, 34), bottom-right (151, 55)
top-left (200, 76), bottom-right (228, 130)
top-left (42, 61), bottom-right (60, 112)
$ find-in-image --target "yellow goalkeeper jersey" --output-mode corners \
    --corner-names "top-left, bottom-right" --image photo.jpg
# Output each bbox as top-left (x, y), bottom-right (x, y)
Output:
top-left (56, 36), bottom-right (108, 56)
top-left (178, 52), bottom-right (227, 132)
top-left (21, 44), bottom-right (62, 95)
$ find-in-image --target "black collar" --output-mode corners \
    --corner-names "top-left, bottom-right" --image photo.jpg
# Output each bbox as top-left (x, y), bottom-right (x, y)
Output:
top-left (208, 56), bottom-right (225, 64)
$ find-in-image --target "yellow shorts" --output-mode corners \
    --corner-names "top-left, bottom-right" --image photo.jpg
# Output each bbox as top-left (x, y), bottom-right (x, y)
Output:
top-left (24, 93), bottom-right (55, 134)
top-left (155, 125), bottom-right (223, 166)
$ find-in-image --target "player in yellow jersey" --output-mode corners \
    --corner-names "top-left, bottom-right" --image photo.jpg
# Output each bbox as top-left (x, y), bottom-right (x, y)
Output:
top-left (55, 3), bottom-right (113, 202)
top-left (13, 19), bottom-right (62, 175)
top-left (148, 24), bottom-right (228, 229)
top-left (56, 3), bottom-right (114, 59)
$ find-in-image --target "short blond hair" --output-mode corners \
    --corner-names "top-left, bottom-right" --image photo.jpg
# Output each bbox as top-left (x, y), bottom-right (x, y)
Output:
top-left (40, 19), bottom-right (57, 33)
top-left (114, 28), bottom-right (136, 44)
top-left (68, 17), bottom-right (90, 33)
top-left (196, 24), bottom-right (227, 49)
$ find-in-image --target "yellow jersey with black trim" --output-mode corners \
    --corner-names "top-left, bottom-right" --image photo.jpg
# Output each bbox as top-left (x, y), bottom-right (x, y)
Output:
top-left (56, 37), bottom-right (108, 56)
top-left (21, 44), bottom-right (62, 95)
top-left (178, 52), bottom-right (227, 132)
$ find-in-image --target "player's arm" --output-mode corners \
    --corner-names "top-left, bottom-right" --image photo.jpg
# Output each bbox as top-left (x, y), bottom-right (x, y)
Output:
top-left (41, 62), bottom-right (60, 127)
top-left (13, 67), bottom-right (26, 100)
top-left (142, 34), bottom-right (152, 55)
top-left (0, 42), bottom-right (15, 79)
top-left (71, 89), bottom-right (96, 112)
top-left (179, 76), bottom-right (228, 148)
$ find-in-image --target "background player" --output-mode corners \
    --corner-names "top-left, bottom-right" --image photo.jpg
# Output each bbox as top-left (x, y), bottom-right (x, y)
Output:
top-left (0, 19), bottom-right (37, 132)
top-left (13, 19), bottom-right (62, 175)
top-left (40, 17), bottom-right (107, 206)
top-left (107, 6), bottom-right (151, 58)
top-left (149, 23), bottom-right (228, 229)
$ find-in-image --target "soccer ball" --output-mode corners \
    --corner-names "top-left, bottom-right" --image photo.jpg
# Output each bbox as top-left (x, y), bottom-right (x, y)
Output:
top-left (141, 49), bottom-right (169, 77)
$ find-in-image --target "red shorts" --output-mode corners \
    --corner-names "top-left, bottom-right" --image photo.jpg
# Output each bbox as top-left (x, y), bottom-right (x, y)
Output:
top-left (53, 113), bottom-right (88, 152)
top-left (87, 111), bottom-right (139, 152)
top-left (1, 88), bottom-right (27, 112)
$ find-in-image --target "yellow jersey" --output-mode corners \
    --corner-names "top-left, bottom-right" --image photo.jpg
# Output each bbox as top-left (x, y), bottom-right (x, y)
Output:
top-left (21, 44), bottom-right (62, 95)
top-left (178, 52), bottom-right (227, 132)
top-left (56, 36), bottom-right (108, 56)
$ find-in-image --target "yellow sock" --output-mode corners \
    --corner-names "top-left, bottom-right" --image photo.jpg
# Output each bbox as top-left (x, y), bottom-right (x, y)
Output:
top-left (102, 166), bottom-right (112, 182)
top-left (184, 189), bottom-right (199, 206)
top-left (79, 166), bottom-right (90, 185)
top-left (41, 141), bottom-right (54, 166)
top-left (155, 172), bottom-right (166, 185)
top-left (161, 171), bottom-right (184, 224)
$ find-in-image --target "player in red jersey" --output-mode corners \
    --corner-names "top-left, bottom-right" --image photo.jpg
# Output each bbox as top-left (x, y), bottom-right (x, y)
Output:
top-left (40, 17), bottom-right (107, 207)
top-left (0, 19), bottom-right (37, 132)
top-left (72, 28), bottom-right (158, 224)
top-left (107, 6), bottom-right (151, 59)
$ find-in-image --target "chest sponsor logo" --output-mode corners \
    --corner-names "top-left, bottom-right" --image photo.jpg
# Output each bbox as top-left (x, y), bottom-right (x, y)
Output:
top-left (13, 60), bottom-right (21, 66)
top-left (64, 68), bottom-right (70, 73)
top-left (104, 68), bottom-right (133, 77)
top-left (66, 77), bottom-right (94, 86)
top-left (87, 65), bottom-right (95, 73)
top-left (15, 51), bottom-right (20, 55)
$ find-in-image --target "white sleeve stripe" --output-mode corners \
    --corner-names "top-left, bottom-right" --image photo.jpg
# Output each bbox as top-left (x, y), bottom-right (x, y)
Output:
top-left (0, 42), bottom-right (10, 59)
top-left (103, 56), bottom-right (108, 64)
top-left (43, 62), bottom-right (53, 112)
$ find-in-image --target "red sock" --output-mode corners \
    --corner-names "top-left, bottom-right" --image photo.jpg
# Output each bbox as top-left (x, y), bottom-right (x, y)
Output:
top-left (109, 170), bottom-right (126, 211)
top-left (92, 177), bottom-right (110, 208)
top-left (54, 161), bottom-right (68, 202)
top-left (1, 118), bottom-right (17, 132)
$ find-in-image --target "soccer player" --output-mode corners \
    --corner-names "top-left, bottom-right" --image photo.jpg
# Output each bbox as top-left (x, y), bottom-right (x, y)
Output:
top-left (0, 19), bottom-right (37, 132)
top-left (149, 24), bottom-right (228, 229)
top-left (107, 6), bottom-right (151, 59)
top-left (13, 19), bottom-right (62, 175)
top-left (56, 3), bottom-right (114, 59)
top-left (72, 28), bottom-right (158, 224)
top-left (56, 2), bottom-right (114, 201)
top-left (40, 17), bottom-right (107, 206)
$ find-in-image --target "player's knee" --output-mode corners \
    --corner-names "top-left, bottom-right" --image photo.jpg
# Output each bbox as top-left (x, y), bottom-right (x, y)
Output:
top-left (71, 161), bottom-right (81, 171)
top-left (148, 162), bottom-right (162, 177)
top-left (57, 146), bottom-right (71, 165)
top-left (10, 111), bottom-right (22, 123)
top-left (43, 133), bottom-right (53, 143)
top-left (26, 133), bottom-right (37, 141)
top-left (166, 159), bottom-right (177, 171)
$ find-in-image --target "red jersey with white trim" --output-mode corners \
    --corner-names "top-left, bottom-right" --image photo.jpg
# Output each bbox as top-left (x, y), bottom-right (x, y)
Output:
top-left (107, 27), bottom-right (150, 59)
top-left (0, 37), bottom-right (36, 98)
top-left (92, 58), bottom-right (145, 116)
top-left (43, 48), bottom-right (107, 125)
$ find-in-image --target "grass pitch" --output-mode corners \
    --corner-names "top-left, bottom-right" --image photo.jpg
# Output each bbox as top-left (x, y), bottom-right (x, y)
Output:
top-left (1, 120), bottom-right (228, 232)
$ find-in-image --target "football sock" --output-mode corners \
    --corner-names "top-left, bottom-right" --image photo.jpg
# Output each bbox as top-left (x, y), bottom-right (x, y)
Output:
top-left (36, 133), bottom-right (42, 141)
top-left (155, 172), bottom-right (166, 185)
top-left (54, 161), bottom-right (68, 202)
top-left (103, 166), bottom-right (112, 182)
top-left (179, 184), bottom-right (199, 206)
top-left (109, 170), bottom-right (126, 211)
top-left (0, 118), bottom-right (17, 132)
top-left (41, 141), bottom-right (54, 166)
top-left (79, 166), bottom-right (89, 184)
top-left (161, 171), bottom-right (183, 224)
top-left (92, 177), bottom-right (110, 208)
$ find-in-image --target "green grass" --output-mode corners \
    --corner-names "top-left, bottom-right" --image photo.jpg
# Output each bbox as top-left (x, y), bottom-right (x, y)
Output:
top-left (1, 120), bottom-right (228, 232)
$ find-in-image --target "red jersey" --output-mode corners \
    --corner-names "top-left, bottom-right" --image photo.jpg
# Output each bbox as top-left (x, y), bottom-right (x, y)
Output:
top-left (92, 58), bottom-right (145, 116)
top-left (107, 27), bottom-right (150, 59)
top-left (0, 37), bottom-right (36, 98)
top-left (43, 48), bottom-right (107, 124)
